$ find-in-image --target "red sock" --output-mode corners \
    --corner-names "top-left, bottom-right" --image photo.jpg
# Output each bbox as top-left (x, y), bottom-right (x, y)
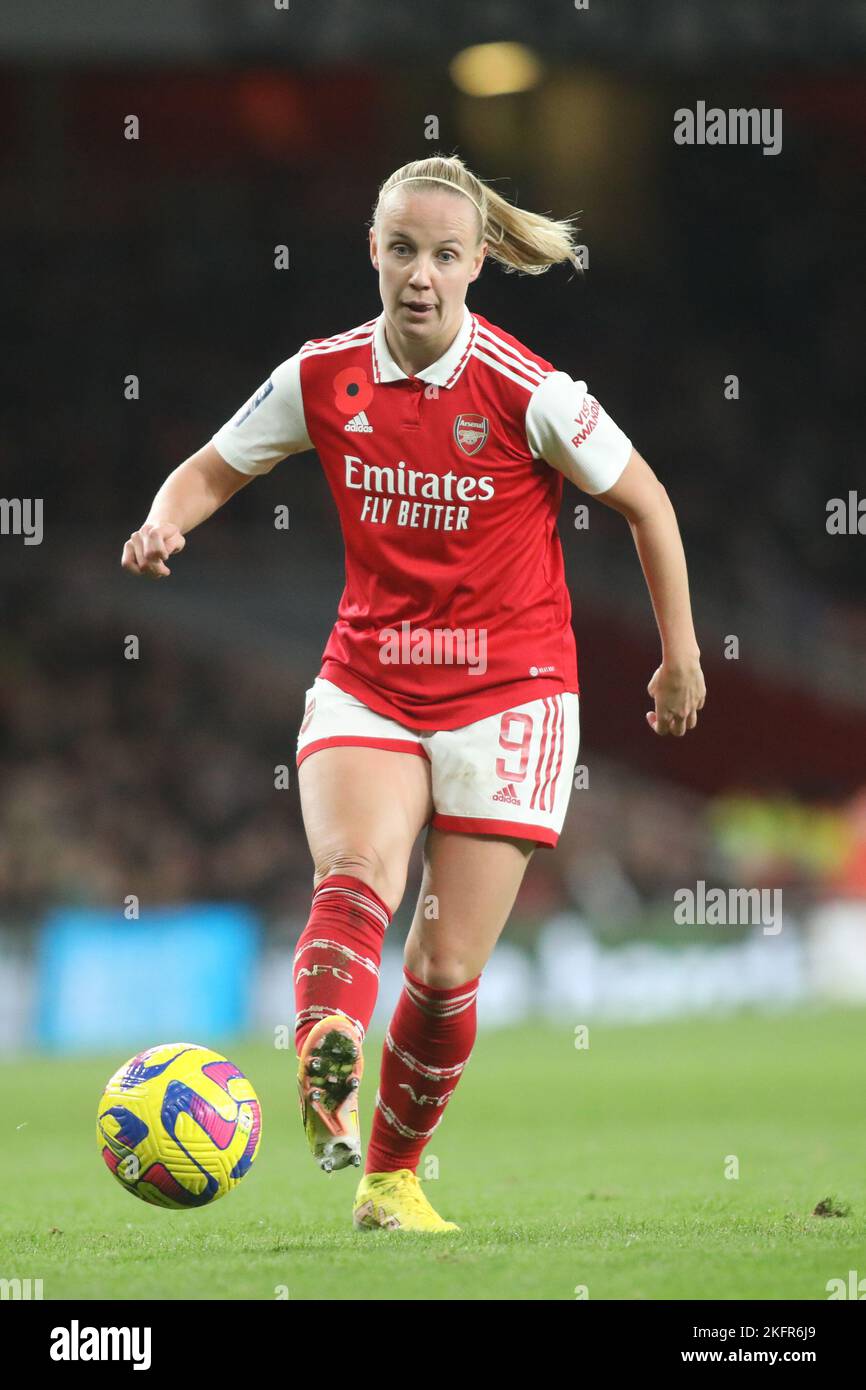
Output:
top-left (293, 874), bottom-right (392, 1052)
top-left (365, 964), bottom-right (480, 1175)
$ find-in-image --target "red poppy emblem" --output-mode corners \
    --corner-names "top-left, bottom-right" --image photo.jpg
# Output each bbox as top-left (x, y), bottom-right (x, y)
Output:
top-left (333, 367), bottom-right (373, 415)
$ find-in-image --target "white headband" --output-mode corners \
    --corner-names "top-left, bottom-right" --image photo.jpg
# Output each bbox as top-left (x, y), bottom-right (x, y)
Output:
top-left (387, 175), bottom-right (485, 223)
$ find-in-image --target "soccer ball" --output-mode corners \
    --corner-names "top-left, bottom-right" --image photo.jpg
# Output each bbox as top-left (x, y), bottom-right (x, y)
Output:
top-left (96, 1042), bottom-right (262, 1209)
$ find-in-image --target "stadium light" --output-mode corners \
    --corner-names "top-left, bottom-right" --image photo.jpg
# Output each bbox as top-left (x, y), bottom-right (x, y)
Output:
top-left (449, 42), bottom-right (543, 98)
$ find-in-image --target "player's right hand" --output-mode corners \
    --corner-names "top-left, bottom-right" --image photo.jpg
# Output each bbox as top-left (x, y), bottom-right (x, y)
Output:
top-left (121, 522), bottom-right (186, 579)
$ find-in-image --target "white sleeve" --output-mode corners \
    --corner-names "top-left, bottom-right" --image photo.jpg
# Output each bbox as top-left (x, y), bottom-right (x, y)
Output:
top-left (211, 352), bottom-right (313, 476)
top-left (525, 371), bottom-right (632, 495)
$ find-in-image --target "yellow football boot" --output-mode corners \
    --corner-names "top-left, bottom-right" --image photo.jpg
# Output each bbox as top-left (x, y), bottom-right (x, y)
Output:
top-left (353, 1168), bottom-right (460, 1232)
top-left (297, 1015), bottom-right (364, 1173)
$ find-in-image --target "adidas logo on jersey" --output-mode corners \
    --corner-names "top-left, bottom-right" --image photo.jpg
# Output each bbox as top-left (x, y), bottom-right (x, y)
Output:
top-left (492, 783), bottom-right (521, 805)
top-left (345, 411), bottom-right (373, 432)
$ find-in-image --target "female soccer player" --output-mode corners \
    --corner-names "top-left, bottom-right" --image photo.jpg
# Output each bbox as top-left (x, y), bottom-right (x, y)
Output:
top-left (122, 154), bottom-right (705, 1233)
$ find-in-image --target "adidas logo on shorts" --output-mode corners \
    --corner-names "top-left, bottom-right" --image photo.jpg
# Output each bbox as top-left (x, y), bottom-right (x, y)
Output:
top-left (345, 411), bottom-right (373, 432)
top-left (492, 782), bottom-right (521, 805)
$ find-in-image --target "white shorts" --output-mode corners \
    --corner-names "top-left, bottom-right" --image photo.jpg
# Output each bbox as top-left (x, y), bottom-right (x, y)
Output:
top-left (296, 676), bottom-right (580, 848)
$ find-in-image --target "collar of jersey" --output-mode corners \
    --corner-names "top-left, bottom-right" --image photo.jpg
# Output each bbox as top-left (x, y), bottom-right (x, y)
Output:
top-left (371, 303), bottom-right (475, 389)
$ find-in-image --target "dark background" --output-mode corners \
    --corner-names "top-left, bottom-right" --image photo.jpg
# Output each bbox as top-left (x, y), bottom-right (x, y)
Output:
top-left (1, 0), bottom-right (865, 941)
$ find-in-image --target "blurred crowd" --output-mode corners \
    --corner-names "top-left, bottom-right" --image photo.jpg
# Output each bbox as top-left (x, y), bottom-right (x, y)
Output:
top-left (1, 592), bottom-right (857, 935)
top-left (0, 591), bottom-right (314, 926)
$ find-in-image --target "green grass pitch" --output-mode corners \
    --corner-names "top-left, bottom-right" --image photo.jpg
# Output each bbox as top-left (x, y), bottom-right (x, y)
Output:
top-left (1, 1007), bottom-right (864, 1300)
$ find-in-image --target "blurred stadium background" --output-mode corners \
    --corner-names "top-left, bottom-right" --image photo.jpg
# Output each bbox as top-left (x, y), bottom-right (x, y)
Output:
top-left (1, 0), bottom-right (865, 1056)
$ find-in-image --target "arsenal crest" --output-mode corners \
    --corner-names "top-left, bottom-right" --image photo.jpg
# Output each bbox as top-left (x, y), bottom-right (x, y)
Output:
top-left (453, 414), bottom-right (489, 456)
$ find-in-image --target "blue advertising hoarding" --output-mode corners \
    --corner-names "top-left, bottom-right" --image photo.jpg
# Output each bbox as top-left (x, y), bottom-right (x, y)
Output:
top-left (35, 905), bottom-right (261, 1051)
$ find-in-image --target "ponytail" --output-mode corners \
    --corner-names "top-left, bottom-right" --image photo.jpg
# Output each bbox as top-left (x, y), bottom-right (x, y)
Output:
top-left (372, 153), bottom-right (583, 276)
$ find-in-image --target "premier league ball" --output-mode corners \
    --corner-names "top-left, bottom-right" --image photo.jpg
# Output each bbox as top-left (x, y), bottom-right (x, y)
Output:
top-left (97, 1042), bottom-right (262, 1208)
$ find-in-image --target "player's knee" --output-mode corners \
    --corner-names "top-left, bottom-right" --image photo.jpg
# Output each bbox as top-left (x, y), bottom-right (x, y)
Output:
top-left (313, 846), bottom-right (404, 916)
top-left (404, 947), bottom-right (478, 990)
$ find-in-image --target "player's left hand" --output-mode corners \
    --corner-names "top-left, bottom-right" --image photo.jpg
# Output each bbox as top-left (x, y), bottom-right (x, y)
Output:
top-left (646, 656), bottom-right (705, 737)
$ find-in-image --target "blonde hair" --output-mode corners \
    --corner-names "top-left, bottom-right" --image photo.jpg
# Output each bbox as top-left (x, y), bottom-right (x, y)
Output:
top-left (372, 153), bottom-right (583, 277)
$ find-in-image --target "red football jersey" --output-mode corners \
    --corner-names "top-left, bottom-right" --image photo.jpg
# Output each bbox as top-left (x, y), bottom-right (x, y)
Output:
top-left (212, 305), bottom-right (632, 729)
